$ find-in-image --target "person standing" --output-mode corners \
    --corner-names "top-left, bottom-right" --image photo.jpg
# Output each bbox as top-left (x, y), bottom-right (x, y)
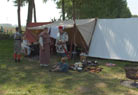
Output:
top-left (13, 27), bottom-right (22, 62)
top-left (39, 28), bottom-right (51, 67)
top-left (0, 26), bottom-right (4, 33)
top-left (55, 26), bottom-right (69, 57)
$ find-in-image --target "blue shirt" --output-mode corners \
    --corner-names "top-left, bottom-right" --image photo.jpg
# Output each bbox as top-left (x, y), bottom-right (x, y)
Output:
top-left (58, 62), bottom-right (69, 72)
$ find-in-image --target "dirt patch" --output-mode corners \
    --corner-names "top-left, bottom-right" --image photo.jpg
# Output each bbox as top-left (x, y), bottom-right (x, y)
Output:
top-left (95, 82), bottom-right (107, 88)
top-left (0, 90), bottom-right (4, 95)
top-left (24, 66), bottom-right (33, 70)
top-left (77, 86), bottom-right (92, 93)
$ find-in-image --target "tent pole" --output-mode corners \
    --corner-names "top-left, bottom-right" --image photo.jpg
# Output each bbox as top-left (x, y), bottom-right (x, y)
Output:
top-left (72, 0), bottom-right (77, 59)
top-left (88, 18), bottom-right (98, 48)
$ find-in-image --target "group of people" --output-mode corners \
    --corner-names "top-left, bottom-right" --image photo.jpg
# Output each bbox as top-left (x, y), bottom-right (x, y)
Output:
top-left (13, 26), bottom-right (69, 72)
top-left (39, 26), bottom-right (69, 72)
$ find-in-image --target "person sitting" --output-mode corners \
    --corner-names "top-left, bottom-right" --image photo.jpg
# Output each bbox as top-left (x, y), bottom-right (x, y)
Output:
top-left (29, 42), bottom-right (39, 58)
top-left (50, 57), bottom-right (69, 72)
top-left (21, 36), bottom-right (31, 56)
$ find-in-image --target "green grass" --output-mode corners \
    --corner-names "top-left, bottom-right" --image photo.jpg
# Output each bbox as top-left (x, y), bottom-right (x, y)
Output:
top-left (0, 39), bottom-right (138, 95)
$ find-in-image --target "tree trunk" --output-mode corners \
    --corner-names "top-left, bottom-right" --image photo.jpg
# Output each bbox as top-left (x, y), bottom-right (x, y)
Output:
top-left (26, 0), bottom-right (33, 26)
top-left (33, 0), bottom-right (37, 22)
top-left (72, 0), bottom-right (76, 22)
top-left (17, 0), bottom-right (21, 32)
top-left (62, 0), bottom-right (65, 20)
top-left (72, 0), bottom-right (77, 53)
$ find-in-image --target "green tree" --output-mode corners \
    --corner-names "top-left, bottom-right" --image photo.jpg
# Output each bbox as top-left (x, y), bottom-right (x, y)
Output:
top-left (26, 0), bottom-right (39, 25)
top-left (9, 0), bottom-right (26, 32)
top-left (11, 0), bottom-right (37, 26)
top-left (17, 0), bottom-right (21, 31)
top-left (8, 0), bottom-right (27, 31)
top-left (56, 0), bottom-right (131, 19)
top-left (26, 0), bottom-right (34, 25)
top-left (62, 0), bottom-right (65, 20)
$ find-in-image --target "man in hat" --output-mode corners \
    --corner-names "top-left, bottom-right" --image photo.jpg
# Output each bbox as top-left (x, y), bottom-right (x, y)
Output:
top-left (13, 27), bottom-right (22, 62)
top-left (39, 27), bottom-right (51, 66)
top-left (55, 26), bottom-right (68, 57)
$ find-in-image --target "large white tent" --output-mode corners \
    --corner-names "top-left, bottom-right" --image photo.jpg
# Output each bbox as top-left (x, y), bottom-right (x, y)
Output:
top-left (28, 18), bottom-right (138, 62)
top-left (88, 18), bottom-right (138, 62)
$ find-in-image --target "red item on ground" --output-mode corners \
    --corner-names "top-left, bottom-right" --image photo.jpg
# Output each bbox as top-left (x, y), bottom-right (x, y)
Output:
top-left (106, 63), bottom-right (116, 67)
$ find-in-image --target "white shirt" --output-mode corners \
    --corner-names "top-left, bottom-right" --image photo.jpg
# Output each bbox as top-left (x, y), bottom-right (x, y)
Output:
top-left (39, 37), bottom-right (43, 47)
top-left (55, 32), bottom-right (68, 53)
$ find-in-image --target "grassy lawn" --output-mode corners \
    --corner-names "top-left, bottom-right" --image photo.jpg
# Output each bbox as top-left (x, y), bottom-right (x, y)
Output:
top-left (0, 39), bottom-right (138, 95)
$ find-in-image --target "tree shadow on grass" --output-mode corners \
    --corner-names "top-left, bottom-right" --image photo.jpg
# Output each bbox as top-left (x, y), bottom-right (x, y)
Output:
top-left (0, 40), bottom-right (138, 95)
top-left (0, 57), bottom-right (138, 95)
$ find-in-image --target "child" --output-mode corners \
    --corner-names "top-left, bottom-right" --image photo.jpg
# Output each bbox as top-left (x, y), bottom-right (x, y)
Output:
top-left (50, 57), bottom-right (69, 72)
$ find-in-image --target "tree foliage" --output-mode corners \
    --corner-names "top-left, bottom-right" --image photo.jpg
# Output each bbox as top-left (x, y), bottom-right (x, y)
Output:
top-left (13, 0), bottom-right (27, 6)
top-left (56, 0), bottom-right (132, 19)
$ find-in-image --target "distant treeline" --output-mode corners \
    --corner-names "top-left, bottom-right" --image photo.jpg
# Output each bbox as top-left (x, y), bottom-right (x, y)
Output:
top-left (0, 24), bottom-right (13, 28)
top-left (56, 0), bottom-right (132, 19)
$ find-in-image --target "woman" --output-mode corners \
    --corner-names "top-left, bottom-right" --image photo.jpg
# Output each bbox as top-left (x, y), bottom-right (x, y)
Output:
top-left (13, 27), bottom-right (22, 62)
top-left (39, 28), bottom-right (51, 66)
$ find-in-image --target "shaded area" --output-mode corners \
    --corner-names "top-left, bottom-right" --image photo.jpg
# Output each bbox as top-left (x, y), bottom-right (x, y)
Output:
top-left (0, 40), bottom-right (138, 95)
top-left (121, 80), bottom-right (138, 88)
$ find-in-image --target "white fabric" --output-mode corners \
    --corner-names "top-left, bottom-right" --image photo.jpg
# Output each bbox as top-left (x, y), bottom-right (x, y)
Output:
top-left (88, 18), bottom-right (138, 62)
top-left (55, 32), bottom-right (68, 53)
top-left (49, 27), bottom-right (59, 39)
top-left (22, 40), bottom-right (28, 46)
top-left (39, 37), bottom-right (43, 47)
top-left (21, 40), bottom-right (31, 55)
top-left (28, 19), bottom-right (95, 30)
top-left (77, 19), bottom-right (96, 46)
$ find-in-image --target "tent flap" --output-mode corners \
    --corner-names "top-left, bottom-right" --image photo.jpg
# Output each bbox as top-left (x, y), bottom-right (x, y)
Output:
top-left (77, 19), bottom-right (96, 46)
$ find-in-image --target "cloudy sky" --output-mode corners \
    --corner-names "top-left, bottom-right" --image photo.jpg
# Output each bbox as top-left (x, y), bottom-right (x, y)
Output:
top-left (0, 0), bottom-right (138, 25)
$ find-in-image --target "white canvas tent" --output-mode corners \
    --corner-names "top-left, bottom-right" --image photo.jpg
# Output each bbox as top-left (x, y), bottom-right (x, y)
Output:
top-left (28, 19), bottom-right (96, 47)
top-left (28, 18), bottom-right (138, 62)
top-left (88, 18), bottom-right (138, 62)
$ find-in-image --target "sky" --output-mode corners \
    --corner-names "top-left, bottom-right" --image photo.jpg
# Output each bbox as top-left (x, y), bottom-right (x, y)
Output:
top-left (0, 0), bottom-right (138, 25)
top-left (0, 0), bottom-right (61, 25)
